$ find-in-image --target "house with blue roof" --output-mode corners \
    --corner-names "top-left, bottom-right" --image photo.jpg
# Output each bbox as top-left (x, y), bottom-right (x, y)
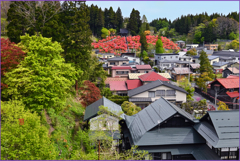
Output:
top-left (212, 62), bottom-right (229, 70)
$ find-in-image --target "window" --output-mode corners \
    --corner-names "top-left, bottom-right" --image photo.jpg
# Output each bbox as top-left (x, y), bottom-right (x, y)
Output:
top-left (148, 91), bottom-right (155, 98)
top-left (166, 90), bottom-right (176, 96)
top-left (122, 63), bottom-right (126, 65)
top-left (110, 62), bottom-right (115, 65)
top-left (156, 90), bottom-right (165, 96)
top-left (176, 56), bottom-right (178, 58)
top-left (118, 93), bottom-right (127, 96)
top-left (229, 88), bottom-right (234, 92)
top-left (229, 151), bottom-right (237, 159)
top-left (164, 57), bottom-right (166, 59)
top-left (184, 58), bottom-right (186, 61)
top-left (145, 71), bottom-right (149, 73)
top-left (170, 56), bottom-right (172, 58)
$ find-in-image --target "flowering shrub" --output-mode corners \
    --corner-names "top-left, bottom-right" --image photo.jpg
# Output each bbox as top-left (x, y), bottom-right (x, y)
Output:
top-left (92, 35), bottom-right (180, 56)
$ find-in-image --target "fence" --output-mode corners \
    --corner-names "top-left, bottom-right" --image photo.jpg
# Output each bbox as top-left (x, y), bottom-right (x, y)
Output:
top-left (194, 87), bottom-right (239, 109)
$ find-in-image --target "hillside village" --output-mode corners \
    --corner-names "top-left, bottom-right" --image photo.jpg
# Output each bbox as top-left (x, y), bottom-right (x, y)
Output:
top-left (1, 1), bottom-right (239, 160)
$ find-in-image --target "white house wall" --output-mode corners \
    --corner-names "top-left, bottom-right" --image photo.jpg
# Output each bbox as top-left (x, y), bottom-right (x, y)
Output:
top-left (131, 85), bottom-right (187, 102)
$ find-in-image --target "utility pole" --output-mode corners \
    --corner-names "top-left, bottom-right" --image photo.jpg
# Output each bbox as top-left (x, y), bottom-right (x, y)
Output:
top-left (188, 62), bottom-right (190, 82)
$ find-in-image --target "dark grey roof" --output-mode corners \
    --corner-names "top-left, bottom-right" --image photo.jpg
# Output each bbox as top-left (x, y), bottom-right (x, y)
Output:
top-left (128, 80), bottom-right (188, 97)
top-left (212, 62), bottom-right (229, 67)
top-left (219, 56), bottom-right (234, 60)
top-left (99, 53), bottom-right (115, 55)
top-left (120, 28), bottom-right (128, 34)
top-left (121, 52), bottom-right (136, 57)
top-left (136, 127), bottom-right (205, 146)
top-left (129, 97), bottom-right (152, 102)
top-left (213, 51), bottom-right (239, 57)
top-left (84, 97), bottom-right (125, 121)
top-left (194, 110), bottom-right (239, 148)
top-left (138, 144), bottom-right (220, 160)
top-left (125, 97), bottom-right (195, 144)
top-left (107, 57), bottom-right (129, 61)
top-left (155, 53), bottom-right (179, 56)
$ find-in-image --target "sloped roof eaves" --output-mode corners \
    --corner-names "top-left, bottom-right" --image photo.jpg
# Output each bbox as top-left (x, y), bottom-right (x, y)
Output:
top-left (129, 98), bottom-right (152, 102)
top-left (191, 144), bottom-right (221, 160)
top-left (135, 65), bottom-right (152, 70)
top-left (107, 57), bottom-right (129, 61)
top-left (84, 97), bottom-right (125, 121)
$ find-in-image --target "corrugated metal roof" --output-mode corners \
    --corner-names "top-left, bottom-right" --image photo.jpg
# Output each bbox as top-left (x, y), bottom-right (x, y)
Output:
top-left (208, 56), bottom-right (219, 60)
top-left (125, 97), bottom-right (194, 144)
top-left (139, 71), bottom-right (170, 82)
top-left (107, 57), bottom-right (129, 61)
top-left (126, 80), bottom-right (143, 90)
top-left (128, 80), bottom-right (187, 97)
top-left (129, 97), bottom-right (152, 102)
top-left (105, 77), bottom-right (128, 84)
top-left (227, 67), bottom-right (239, 73)
top-left (84, 97), bottom-right (125, 121)
top-left (109, 81), bottom-right (127, 91)
top-left (191, 144), bottom-right (220, 160)
top-left (136, 127), bottom-right (205, 146)
top-left (190, 64), bottom-right (200, 69)
top-left (212, 62), bottom-right (229, 67)
top-left (173, 67), bottom-right (192, 74)
top-left (216, 77), bottom-right (239, 89)
top-left (135, 65), bottom-right (152, 70)
top-left (111, 66), bottom-right (132, 70)
top-left (128, 73), bottom-right (171, 79)
top-left (195, 110), bottom-right (239, 148)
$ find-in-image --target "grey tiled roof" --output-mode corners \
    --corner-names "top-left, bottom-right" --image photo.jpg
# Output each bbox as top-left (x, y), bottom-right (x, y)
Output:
top-left (212, 62), bottom-right (229, 67)
top-left (84, 97), bottom-right (125, 121)
top-left (128, 80), bottom-right (188, 97)
top-left (213, 51), bottom-right (239, 57)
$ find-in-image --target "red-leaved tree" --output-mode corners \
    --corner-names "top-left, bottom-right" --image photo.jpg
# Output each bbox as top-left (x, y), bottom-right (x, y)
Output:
top-left (1, 38), bottom-right (26, 89)
top-left (79, 80), bottom-right (102, 107)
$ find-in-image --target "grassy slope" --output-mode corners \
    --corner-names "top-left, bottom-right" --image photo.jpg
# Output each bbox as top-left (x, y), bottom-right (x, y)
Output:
top-left (41, 95), bottom-right (86, 160)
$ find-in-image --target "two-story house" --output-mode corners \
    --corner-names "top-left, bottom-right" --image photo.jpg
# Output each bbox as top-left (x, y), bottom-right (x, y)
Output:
top-left (204, 44), bottom-right (218, 50)
top-left (135, 65), bottom-right (152, 73)
top-left (107, 57), bottom-right (129, 67)
top-left (212, 51), bottom-right (239, 63)
top-left (128, 80), bottom-right (187, 108)
top-left (121, 97), bottom-right (221, 160)
top-left (155, 53), bottom-right (179, 66)
top-left (111, 66), bottom-right (132, 78)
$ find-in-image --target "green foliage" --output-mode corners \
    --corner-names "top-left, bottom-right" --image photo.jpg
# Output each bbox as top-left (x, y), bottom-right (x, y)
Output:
top-left (227, 40), bottom-right (239, 50)
top-left (196, 72), bottom-right (213, 92)
top-left (140, 32), bottom-right (148, 53)
top-left (127, 8), bottom-right (141, 35)
top-left (121, 101), bottom-right (141, 116)
top-left (1, 100), bottom-right (57, 160)
top-left (101, 27), bottom-right (109, 38)
top-left (108, 95), bottom-right (129, 105)
top-left (101, 87), bottom-right (113, 98)
top-left (156, 38), bottom-right (164, 53)
top-left (140, 50), bottom-right (148, 59)
top-left (186, 48), bottom-right (197, 56)
top-left (217, 101), bottom-right (229, 110)
top-left (177, 77), bottom-right (195, 101)
top-left (199, 50), bottom-right (214, 79)
top-left (2, 34), bottom-right (78, 113)
top-left (193, 31), bottom-right (203, 44)
top-left (109, 28), bottom-right (116, 36)
top-left (181, 99), bottom-right (208, 115)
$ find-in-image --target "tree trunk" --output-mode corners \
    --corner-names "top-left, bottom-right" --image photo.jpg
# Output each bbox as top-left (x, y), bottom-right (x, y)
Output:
top-left (75, 80), bottom-right (78, 91)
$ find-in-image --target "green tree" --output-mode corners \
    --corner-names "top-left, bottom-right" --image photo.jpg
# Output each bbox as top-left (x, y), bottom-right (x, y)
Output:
top-left (217, 101), bottom-right (229, 110)
top-left (101, 87), bottom-right (113, 98)
top-left (121, 101), bottom-right (141, 116)
top-left (108, 7), bottom-right (116, 29)
top-left (193, 31), bottom-right (202, 44)
top-left (109, 28), bottom-right (116, 36)
top-left (196, 72), bottom-right (213, 92)
top-left (177, 77), bottom-right (195, 100)
top-left (101, 27), bottom-right (109, 38)
top-left (115, 7), bottom-right (123, 33)
top-left (181, 99), bottom-right (208, 117)
top-left (199, 50), bottom-right (214, 79)
top-left (127, 8), bottom-right (141, 35)
top-left (2, 34), bottom-right (78, 113)
top-left (155, 37), bottom-right (164, 53)
top-left (140, 32), bottom-right (148, 54)
top-left (61, 1), bottom-right (92, 90)
top-left (1, 100), bottom-right (58, 160)
top-left (227, 40), bottom-right (239, 50)
top-left (186, 48), bottom-right (197, 56)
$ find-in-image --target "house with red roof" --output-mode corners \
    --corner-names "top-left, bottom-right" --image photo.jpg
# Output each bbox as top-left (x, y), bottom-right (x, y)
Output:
top-left (208, 77), bottom-right (239, 109)
top-left (109, 81), bottom-right (128, 96)
top-left (138, 71), bottom-right (170, 84)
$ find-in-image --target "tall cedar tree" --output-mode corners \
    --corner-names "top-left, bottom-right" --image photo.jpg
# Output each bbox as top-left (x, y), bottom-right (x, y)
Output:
top-left (79, 80), bottom-right (102, 107)
top-left (7, 1), bottom-right (29, 43)
top-left (104, 8), bottom-right (109, 28)
top-left (127, 8), bottom-right (141, 36)
top-left (61, 1), bottom-right (92, 90)
top-left (7, 1), bottom-right (62, 43)
top-left (108, 7), bottom-right (116, 29)
top-left (115, 7), bottom-right (123, 33)
top-left (140, 32), bottom-right (148, 54)
top-left (199, 50), bottom-right (214, 79)
top-left (1, 38), bottom-right (26, 89)
top-left (96, 8), bottom-right (105, 37)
